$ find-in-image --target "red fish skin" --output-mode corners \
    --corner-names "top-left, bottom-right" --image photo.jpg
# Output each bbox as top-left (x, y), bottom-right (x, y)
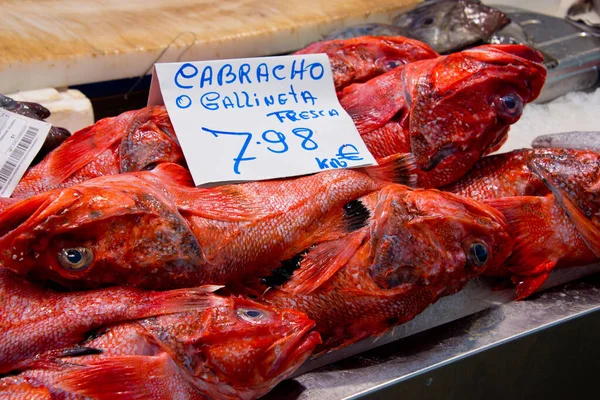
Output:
top-left (441, 149), bottom-right (547, 199)
top-left (261, 184), bottom-right (512, 351)
top-left (11, 106), bottom-right (183, 199)
top-left (0, 267), bottom-right (223, 374)
top-left (0, 158), bottom-right (412, 290)
top-left (339, 44), bottom-right (547, 188)
top-left (0, 376), bottom-right (52, 400)
top-left (9, 297), bottom-right (321, 400)
top-left (295, 35), bottom-right (439, 91)
top-left (443, 148), bottom-right (600, 298)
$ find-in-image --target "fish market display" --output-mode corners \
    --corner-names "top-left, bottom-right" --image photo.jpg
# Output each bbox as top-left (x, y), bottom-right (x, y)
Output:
top-left (0, 94), bottom-right (71, 164)
top-left (295, 36), bottom-right (438, 91)
top-left (0, 159), bottom-right (411, 289)
top-left (0, 31), bottom-right (588, 400)
top-left (325, 0), bottom-right (510, 53)
top-left (532, 131), bottom-right (600, 152)
top-left (0, 268), bottom-right (221, 374)
top-left (1, 293), bottom-right (321, 399)
top-left (261, 184), bottom-right (512, 351)
top-left (444, 148), bottom-right (600, 299)
top-left (340, 44), bottom-right (546, 187)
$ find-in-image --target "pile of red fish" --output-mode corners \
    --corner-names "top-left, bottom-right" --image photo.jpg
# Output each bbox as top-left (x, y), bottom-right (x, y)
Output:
top-left (1, 36), bottom-right (598, 399)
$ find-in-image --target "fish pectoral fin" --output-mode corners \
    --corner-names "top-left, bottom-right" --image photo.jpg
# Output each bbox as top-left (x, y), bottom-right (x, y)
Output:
top-left (175, 186), bottom-right (270, 221)
top-left (484, 195), bottom-right (561, 267)
top-left (508, 260), bottom-right (557, 276)
top-left (44, 123), bottom-right (123, 185)
top-left (286, 231), bottom-right (367, 295)
top-left (359, 153), bottom-right (419, 187)
top-left (512, 272), bottom-right (551, 300)
top-left (52, 354), bottom-right (172, 399)
top-left (527, 154), bottom-right (600, 257)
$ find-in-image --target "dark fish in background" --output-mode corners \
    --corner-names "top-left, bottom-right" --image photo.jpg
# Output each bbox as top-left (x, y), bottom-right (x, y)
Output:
top-left (325, 0), bottom-right (511, 54)
top-left (488, 21), bottom-right (533, 46)
top-left (0, 94), bottom-right (71, 164)
top-left (532, 131), bottom-right (600, 152)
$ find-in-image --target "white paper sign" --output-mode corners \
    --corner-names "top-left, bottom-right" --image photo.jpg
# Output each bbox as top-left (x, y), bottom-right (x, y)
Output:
top-left (149, 54), bottom-right (377, 186)
top-left (0, 109), bottom-right (50, 197)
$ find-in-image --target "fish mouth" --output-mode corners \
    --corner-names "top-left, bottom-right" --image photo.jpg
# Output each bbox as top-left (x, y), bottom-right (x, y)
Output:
top-left (265, 323), bottom-right (321, 379)
top-left (421, 145), bottom-right (458, 172)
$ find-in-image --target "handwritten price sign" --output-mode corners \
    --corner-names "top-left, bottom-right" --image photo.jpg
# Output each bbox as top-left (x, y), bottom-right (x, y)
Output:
top-left (149, 54), bottom-right (376, 186)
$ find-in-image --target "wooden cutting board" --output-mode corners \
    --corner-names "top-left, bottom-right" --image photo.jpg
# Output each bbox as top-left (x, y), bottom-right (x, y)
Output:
top-left (0, 0), bottom-right (419, 93)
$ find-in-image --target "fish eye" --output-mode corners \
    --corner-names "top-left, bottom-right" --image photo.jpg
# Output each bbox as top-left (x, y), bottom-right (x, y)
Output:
top-left (142, 163), bottom-right (158, 171)
top-left (468, 242), bottom-right (489, 267)
top-left (236, 307), bottom-right (268, 323)
top-left (423, 17), bottom-right (434, 25)
top-left (493, 93), bottom-right (524, 121)
top-left (385, 60), bottom-right (402, 70)
top-left (57, 247), bottom-right (94, 271)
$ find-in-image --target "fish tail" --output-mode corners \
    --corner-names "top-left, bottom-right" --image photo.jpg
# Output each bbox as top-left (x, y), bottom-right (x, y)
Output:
top-left (360, 153), bottom-right (419, 187)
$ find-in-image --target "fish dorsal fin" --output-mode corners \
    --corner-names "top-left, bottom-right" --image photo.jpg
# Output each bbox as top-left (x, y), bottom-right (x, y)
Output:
top-left (360, 153), bottom-right (418, 187)
top-left (42, 118), bottom-right (126, 185)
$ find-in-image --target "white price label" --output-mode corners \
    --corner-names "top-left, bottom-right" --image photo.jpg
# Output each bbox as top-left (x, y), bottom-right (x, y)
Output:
top-left (149, 54), bottom-right (376, 186)
top-left (0, 109), bottom-right (50, 197)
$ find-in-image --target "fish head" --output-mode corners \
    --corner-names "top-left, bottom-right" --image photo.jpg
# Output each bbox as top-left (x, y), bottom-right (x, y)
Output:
top-left (200, 297), bottom-right (320, 391)
top-left (393, 0), bottom-right (510, 53)
top-left (147, 296), bottom-right (320, 397)
top-left (406, 44), bottom-right (546, 187)
top-left (362, 185), bottom-right (513, 292)
top-left (527, 148), bottom-right (600, 225)
top-left (0, 175), bottom-right (201, 289)
top-left (118, 106), bottom-right (184, 172)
